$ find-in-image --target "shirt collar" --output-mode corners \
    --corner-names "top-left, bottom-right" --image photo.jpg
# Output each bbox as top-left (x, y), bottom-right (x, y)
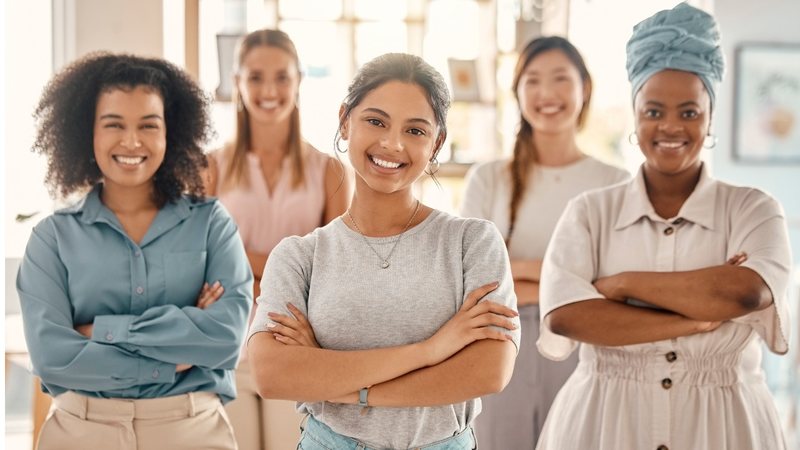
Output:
top-left (56, 184), bottom-right (212, 243)
top-left (614, 163), bottom-right (717, 231)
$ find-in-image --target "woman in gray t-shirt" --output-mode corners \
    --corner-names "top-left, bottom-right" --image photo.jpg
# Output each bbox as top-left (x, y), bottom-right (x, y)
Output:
top-left (247, 53), bottom-right (522, 450)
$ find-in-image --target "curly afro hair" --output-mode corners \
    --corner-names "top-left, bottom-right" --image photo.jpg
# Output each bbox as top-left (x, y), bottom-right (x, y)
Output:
top-left (32, 52), bottom-right (213, 204)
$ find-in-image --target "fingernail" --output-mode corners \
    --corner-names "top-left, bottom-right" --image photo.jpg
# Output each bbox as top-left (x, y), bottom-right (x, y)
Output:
top-left (491, 281), bottom-right (500, 287)
top-left (213, 281), bottom-right (221, 287)
top-left (267, 323), bottom-right (276, 329)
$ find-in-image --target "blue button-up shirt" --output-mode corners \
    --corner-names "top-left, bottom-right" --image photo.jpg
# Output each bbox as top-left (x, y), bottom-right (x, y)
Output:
top-left (17, 185), bottom-right (253, 403)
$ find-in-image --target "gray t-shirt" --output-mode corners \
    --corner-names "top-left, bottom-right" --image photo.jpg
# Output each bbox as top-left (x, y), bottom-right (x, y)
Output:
top-left (248, 209), bottom-right (520, 449)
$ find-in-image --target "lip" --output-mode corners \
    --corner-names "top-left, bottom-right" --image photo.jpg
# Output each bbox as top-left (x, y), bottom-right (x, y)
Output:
top-left (258, 100), bottom-right (280, 110)
top-left (112, 154), bottom-right (148, 168)
top-left (535, 104), bottom-right (564, 115)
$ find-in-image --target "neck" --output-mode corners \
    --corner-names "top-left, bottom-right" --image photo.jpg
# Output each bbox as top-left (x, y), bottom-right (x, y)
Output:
top-left (643, 163), bottom-right (703, 217)
top-left (347, 182), bottom-right (422, 237)
top-left (248, 117), bottom-right (292, 156)
top-left (100, 181), bottom-right (159, 214)
top-left (532, 130), bottom-right (583, 166)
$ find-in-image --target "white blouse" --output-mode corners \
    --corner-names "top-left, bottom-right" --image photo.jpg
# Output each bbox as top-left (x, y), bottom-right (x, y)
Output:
top-left (536, 164), bottom-right (792, 450)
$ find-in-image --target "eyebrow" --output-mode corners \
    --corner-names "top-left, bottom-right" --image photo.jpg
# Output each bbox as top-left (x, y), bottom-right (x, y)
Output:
top-left (524, 67), bottom-right (569, 76)
top-left (642, 101), bottom-right (701, 108)
top-left (362, 107), bottom-right (433, 127)
top-left (98, 113), bottom-right (164, 121)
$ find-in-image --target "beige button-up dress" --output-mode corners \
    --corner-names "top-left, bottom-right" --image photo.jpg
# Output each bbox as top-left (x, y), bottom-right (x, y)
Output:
top-left (537, 164), bottom-right (792, 450)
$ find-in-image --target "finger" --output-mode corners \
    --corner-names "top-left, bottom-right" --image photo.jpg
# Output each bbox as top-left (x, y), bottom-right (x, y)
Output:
top-left (273, 334), bottom-right (303, 346)
top-left (461, 282), bottom-right (499, 311)
top-left (204, 284), bottom-right (225, 307)
top-left (467, 300), bottom-right (519, 318)
top-left (473, 328), bottom-right (514, 342)
top-left (267, 323), bottom-right (301, 340)
top-left (287, 304), bottom-right (310, 325)
top-left (267, 312), bottom-right (303, 329)
top-left (471, 313), bottom-right (518, 330)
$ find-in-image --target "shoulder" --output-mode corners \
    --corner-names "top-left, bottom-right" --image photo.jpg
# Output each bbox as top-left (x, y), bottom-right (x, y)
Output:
top-left (716, 180), bottom-right (785, 217)
top-left (582, 157), bottom-right (631, 183)
top-left (431, 211), bottom-right (504, 246)
top-left (270, 226), bottom-right (322, 263)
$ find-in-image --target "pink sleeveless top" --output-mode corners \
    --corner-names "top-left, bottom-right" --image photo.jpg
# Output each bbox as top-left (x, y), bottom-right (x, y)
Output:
top-left (212, 144), bottom-right (329, 255)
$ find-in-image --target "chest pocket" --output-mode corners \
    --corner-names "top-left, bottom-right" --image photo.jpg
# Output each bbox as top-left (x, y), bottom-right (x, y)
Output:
top-left (163, 251), bottom-right (207, 307)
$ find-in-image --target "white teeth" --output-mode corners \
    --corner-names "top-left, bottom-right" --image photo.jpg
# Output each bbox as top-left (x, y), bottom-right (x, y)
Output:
top-left (657, 142), bottom-right (684, 149)
top-left (259, 101), bottom-right (279, 109)
top-left (371, 156), bottom-right (402, 169)
top-left (114, 155), bottom-right (145, 165)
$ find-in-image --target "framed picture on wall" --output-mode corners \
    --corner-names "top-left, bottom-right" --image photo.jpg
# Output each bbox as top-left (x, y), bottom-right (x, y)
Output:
top-left (733, 42), bottom-right (800, 163)
top-left (448, 59), bottom-right (481, 102)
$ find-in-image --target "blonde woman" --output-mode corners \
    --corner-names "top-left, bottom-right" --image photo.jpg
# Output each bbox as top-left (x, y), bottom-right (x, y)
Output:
top-left (206, 29), bottom-right (352, 449)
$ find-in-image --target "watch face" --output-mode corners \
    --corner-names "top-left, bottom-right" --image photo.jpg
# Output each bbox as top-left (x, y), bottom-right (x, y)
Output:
top-left (358, 387), bottom-right (369, 406)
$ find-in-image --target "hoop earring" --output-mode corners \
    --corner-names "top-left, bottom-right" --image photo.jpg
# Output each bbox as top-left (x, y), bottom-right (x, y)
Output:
top-left (424, 158), bottom-right (440, 176)
top-left (335, 141), bottom-right (348, 154)
top-left (703, 134), bottom-right (718, 149)
top-left (628, 132), bottom-right (640, 146)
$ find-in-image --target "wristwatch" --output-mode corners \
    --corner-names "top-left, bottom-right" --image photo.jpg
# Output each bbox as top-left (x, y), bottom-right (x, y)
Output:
top-left (358, 387), bottom-right (369, 407)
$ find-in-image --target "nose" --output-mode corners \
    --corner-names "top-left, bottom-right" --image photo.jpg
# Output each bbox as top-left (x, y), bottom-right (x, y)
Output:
top-left (260, 80), bottom-right (278, 97)
top-left (657, 120), bottom-right (683, 134)
top-left (120, 131), bottom-right (142, 150)
top-left (380, 129), bottom-right (404, 152)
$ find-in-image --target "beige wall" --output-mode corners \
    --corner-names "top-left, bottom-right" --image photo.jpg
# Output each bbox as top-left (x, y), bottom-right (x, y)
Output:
top-left (74, 0), bottom-right (164, 58)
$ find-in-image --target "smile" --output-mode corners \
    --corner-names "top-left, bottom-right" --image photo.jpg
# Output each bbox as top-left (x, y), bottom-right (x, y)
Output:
top-left (537, 105), bottom-right (563, 115)
top-left (369, 154), bottom-right (405, 169)
top-left (113, 155), bottom-right (146, 165)
top-left (258, 100), bottom-right (279, 110)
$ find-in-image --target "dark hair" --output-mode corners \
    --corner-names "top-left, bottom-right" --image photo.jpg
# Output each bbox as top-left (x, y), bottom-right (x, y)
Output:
top-left (335, 53), bottom-right (451, 164)
top-left (225, 29), bottom-right (306, 190)
top-left (507, 36), bottom-right (592, 240)
top-left (32, 52), bottom-right (213, 204)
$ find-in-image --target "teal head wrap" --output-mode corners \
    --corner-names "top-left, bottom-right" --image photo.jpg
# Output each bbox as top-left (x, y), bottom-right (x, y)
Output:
top-left (626, 2), bottom-right (725, 109)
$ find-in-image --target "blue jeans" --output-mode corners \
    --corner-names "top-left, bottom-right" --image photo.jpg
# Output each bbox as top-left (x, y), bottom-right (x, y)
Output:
top-left (297, 415), bottom-right (477, 450)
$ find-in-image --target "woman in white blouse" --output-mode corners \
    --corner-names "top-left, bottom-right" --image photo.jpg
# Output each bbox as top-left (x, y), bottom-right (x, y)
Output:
top-left (536, 4), bottom-right (792, 449)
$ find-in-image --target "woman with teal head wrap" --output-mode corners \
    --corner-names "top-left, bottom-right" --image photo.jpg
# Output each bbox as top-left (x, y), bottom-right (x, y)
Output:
top-left (535, 3), bottom-right (792, 449)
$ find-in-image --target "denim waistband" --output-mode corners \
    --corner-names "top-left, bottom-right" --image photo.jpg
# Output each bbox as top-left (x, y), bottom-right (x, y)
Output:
top-left (299, 414), bottom-right (476, 450)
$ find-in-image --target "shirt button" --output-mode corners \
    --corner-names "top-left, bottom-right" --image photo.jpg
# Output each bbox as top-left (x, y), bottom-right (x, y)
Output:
top-left (134, 250), bottom-right (142, 257)
top-left (672, 218), bottom-right (684, 225)
top-left (105, 333), bottom-right (113, 341)
top-left (663, 227), bottom-right (674, 236)
top-left (665, 351), bottom-right (677, 363)
top-left (136, 286), bottom-right (144, 295)
top-left (661, 378), bottom-right (673, 389)
top-left (657, 446), bottom-right (669, 450)
top-left (152, 369), bottom-right (160, 379)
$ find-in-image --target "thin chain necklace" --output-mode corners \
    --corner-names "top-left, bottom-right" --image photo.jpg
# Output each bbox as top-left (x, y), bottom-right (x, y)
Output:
top-left (346, 200), bottom-right (421, 269)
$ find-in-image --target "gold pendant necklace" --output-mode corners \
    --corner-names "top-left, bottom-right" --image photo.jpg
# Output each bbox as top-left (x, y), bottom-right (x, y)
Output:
top-left (346, 200), bottom-right (421, 269)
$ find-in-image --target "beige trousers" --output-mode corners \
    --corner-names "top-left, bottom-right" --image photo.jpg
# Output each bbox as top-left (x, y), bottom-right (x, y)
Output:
top-left (225, 360), bottom-right (302, 450)
top-left (37, 391), bottom-right (237, 450)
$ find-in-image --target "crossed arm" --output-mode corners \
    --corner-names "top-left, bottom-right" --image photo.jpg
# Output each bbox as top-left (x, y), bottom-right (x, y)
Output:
top-left (248, 283), bottom-right (518, 407)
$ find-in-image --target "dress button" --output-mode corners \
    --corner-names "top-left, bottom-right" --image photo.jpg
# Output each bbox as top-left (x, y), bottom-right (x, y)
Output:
top-left (665, 351), bottom-right (677, 362)
top-left (672, 218), bottom-right (684, 225)
top-left (105, 333), bottom-right (113, 341)
top-left (661, 378), bottom-right (673, 389)
top-left (663, 227), bottom-right (674, 236)
top-left (152, 369), bottom-right (160, 379)
top-left (657, 446), bottom-right (669, 450)
top-left (136, 286), bottom-right (144, 295)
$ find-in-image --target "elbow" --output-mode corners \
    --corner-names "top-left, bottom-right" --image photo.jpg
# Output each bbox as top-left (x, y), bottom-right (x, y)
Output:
top-left (478, 341), bottom-right (516, 395)
top-left (547, 309), bottom-right (576, 339)
top-left (736, 288), bottom-right (772, 313)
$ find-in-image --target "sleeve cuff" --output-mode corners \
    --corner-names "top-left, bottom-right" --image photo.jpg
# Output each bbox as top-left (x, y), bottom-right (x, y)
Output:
top-left (138, 359), bottom-right (177, 384)
top-left (91, 315), bottom-right (135, 344)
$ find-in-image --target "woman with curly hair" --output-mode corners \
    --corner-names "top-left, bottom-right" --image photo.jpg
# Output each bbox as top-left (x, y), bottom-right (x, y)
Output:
top-left (17, 52), bottom-right (252, 450)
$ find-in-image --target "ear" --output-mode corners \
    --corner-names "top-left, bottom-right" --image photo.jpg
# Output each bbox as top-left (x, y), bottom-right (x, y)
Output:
top-left (582, 80), bottom-right (591, 104)
top-left (432, 131), bottom-right (447, 158)
top-left (338, 104), bottom-right (349, 140)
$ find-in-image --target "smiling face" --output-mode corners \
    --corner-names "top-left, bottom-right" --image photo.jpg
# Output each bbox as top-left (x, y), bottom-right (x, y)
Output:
top-left (93, 86), bottom-right (166, 193)
top-left (516, 49), bottom-right (588, 135)
top-left (634, 69), bottom-right (711, 177)
top-left (236, 45), bottom-right (300, 126)
top-left (340, 81), bottom-right (440, 196)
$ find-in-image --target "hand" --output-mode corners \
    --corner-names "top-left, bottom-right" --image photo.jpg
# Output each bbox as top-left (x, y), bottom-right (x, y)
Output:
top-left (196, 281), bottom-right (224, 309)
top-left (267, 304), bottom-right (320, 348)
top-left (726, 252), bottom-right (747, 266)
top-left (176, 364), bottom-right (193, 372)
top-left (421, 282), bottom-right (518, 367)
top-left (75, 323), bottom-right (93, 338)
top-left (593, 273), bottom-right (626, 301)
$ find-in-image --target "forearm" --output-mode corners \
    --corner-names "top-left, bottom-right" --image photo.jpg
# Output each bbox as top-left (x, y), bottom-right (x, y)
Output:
top-left (548, 299), bottom-right (714, 346)
top-left (248, 332), bottom-right (431, 402)
top-left (510, 259), bottom-right (542, 282)
top-left (363, 340), bottom-right (516, 407)
top-left (514, 280), bottom-right (539, 306)
top-left (617, 266), bottom-right (772, 321)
